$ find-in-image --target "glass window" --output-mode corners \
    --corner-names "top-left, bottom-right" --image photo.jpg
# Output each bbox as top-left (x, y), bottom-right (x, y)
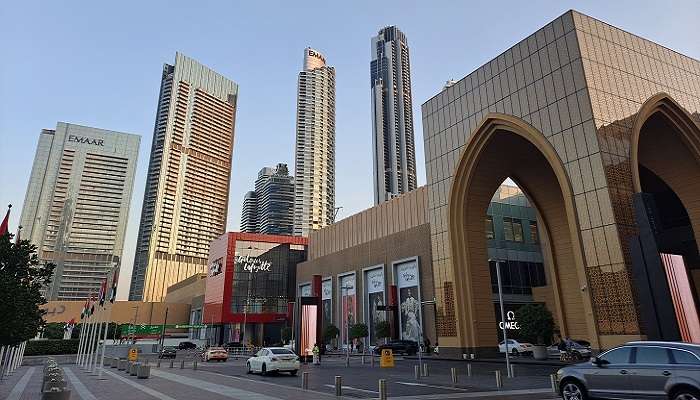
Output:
top-left (671, 349), bottom-right (700, 365)
top-left (503, 217), bottom-right (514, 241)
top-left (600, 347), bottom-right (632, 364)
top-left (529, 221), bottom-right (539, 243)
top-left (634, 347), bottom-right (671, 364)
top-left (513, 219), bottom-right (524, 242)
top-left (270, 348), bottom-right (294, 355)
top-left (485, 216), bottom-right (495, 239)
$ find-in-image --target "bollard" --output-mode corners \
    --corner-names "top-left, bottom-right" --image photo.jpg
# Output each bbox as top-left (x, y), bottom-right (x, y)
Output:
top-left (495, 370), bottom-right (503, 389)
top-left (550, 374), bottom-right (558, 393)
top-left (169, 360), bottom-right (174, 368)
top-left (451, 367), bottom-right (457, 384)
top-left (422, 363), bottom-right (429, 377)
top-left (466, 363), bottom-right (472, 377)
top-left (193, 360), bottom-right (198, 370)
top-left (414, 365), bottom-right (420, 380)
top-left (301, 372), bottom-right (309, 390)
top-left (371, 354), bottom-right (375, 367)
top-left (378, 379), bottom-right (387, 400)
top-left (361, 355), bottom-right (365, 364)
top-left (144, 359), bottom-right (149, 366)
top-left (157, 359), bottom-right (161, 368)
top-left (180, 360), bottom-right (185, 369)
top-left (509, 364), bottom-right (515, 378)
top-left (335, 375), bottom-right (342, 397)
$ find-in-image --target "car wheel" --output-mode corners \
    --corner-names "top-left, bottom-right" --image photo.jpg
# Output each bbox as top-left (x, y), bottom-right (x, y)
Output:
top-left (673, 388), bottom-right (700, 400)
top-left (261, 364), bottom-right (267, 376)
top-left (246, 362), bottom-right (252, 374)
top-left (560, 379), bottom-right (588, 400)
top-left (290, 370), bottom-right (298, 376)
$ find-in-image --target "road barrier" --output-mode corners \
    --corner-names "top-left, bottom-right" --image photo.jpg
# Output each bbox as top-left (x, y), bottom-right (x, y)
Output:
top-left (495, 370), bottom-right (503, 389)
top-left (156, 359), bottom-right (161, 368)
top-left (334, 375), bottom-right (342, 396)
top-left (378, 379), bottom-right (387, 400)
top-left (451, 367), bottom-right (457, 384)
top-left (414, 365), bottom-right (420, 380)
top-left (301, 372), bottom-right (309, 390)
top-left (129, 362), bottom-right (139, 376)
top-left (466, 363), bottom-right (472, 377)
top-left (41, 358), bottom-right (71, 400)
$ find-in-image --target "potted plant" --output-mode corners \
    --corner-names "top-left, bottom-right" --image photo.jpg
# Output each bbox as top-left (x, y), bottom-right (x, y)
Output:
top-left (323, 324), bottom-right (340, 350)
top-left (516, 304), bottom-right (554, 360)
top-left (375, 320), bottom-right (391, 344)
top-left (349, 323), bottom-right (369, 353)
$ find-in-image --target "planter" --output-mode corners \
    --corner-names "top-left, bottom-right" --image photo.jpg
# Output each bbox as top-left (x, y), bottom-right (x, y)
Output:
top-left (532, 345), bottom-right (547, 360)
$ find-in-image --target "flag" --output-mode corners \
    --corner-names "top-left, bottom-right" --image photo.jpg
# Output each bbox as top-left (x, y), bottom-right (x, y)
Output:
top-left (80, 299), bottom-right (89, 320)
top-left (98, 278), bottom-right (107, 307)
top-left (109, 270), bottom-right (118, 303)
top-left (0, 204), bottom-right (10, 236)
top-left (89, 293), bottom-right (95, 316)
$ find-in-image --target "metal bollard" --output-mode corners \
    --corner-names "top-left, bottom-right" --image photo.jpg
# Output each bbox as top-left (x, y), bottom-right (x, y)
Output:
top-left (169, 360), bottom-right (174, 368)
top-left (301, 372), bottom-right (309, 390)
top-left (509, 364), bottom-right (515, 377)
top-left (378, 379), bottom-right (387, 400)
top-left (451, 367), bottom-right (457, 384)
top-left (193, 360), bottom-right (198, 370)
top-left (371, 354), bottom-right (375, 367)
top-left (335, 375), bottom-right (342, 397)
top-left (495, 370), bottom-right (503, 389)
top-left (550, 374), bottom-right (558, 393)
top-left (414, 365), bottom-right (420, 380)
top-left (466, 363), bottom-right (472, 377)
top-left (180, 360), bottom-right (185, 369)
top-left (361, 355), bottom-right (365, 364)
top-left (156, 359), bottom-right (161, 368)
top-left (422, 363), bottom-right (429, 377)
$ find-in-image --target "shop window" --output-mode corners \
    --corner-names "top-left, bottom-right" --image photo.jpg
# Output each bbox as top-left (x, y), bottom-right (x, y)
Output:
top-left (485, 216), bottom-right (495, 239)
top-left (503, 217), bottom-right (514, 241)
top-left (503, 217), bottom-right (524, 242)
top-left (529, 221), bottom-right (539, 244)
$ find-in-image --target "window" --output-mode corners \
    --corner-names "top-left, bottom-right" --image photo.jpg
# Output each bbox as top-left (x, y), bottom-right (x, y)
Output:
top-left (529, 221), bottom-right (539, 243)
top-left (485, 216), bottom-right (495, 239)
top-left (513, 219), bottom-right (524, 242)
top-left (503, 217), bottom-right (514, 241)
top-left (503, 217), bottom-right (523, 242)
top-left (671, 349), bottom-right (700, 364)
top-left (600, 347), bottom-right (632, 364)
top-left (634, 346), bottom-right (671, 364)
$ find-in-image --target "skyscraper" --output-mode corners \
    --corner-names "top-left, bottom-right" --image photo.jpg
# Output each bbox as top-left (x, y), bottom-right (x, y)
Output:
top-left (370, 26), bottom-right (417, 204)
top-left (294, 48), bottom-right (336, 236)
top-left (19, 122), bottom-right (140, 300)
top-left (129, 52), bottom-right (239, 302)
top-left (240, 163), bottom-right (295, 236)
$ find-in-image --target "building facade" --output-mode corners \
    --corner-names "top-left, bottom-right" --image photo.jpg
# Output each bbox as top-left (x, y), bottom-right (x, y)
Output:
top-left (294, 48), bottom-right (336, 236)
top-left (371, 26), bottom-right (418, 204)
top-left (20, 122), bottom-right (139, 300)
top-left (129, 52), bottom-right (239, 302)
top-left (204, 232), bottom-right (308, 345)
top-left (422, 10), bottom-right (700, 356)
top-left (240, 164), bottom-right (295, 236)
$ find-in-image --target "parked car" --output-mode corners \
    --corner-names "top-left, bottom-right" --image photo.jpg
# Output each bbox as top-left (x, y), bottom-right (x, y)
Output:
top-left (373, 340), bottom-right (419, 356)
top-left (202, 347), bottom-right (228, 362)
top-left (547, 341), bottom-right (592, 360)
top-left (158, 346), bottom-right (177, 359)
top-left (498, 339), bottom-right (535, 356)
top-left (246, 347), bottom-right (300, 375)
top-left (557, 341), bottom-right (700, 400)
top-left (178, 341), bottom-right (197, 350)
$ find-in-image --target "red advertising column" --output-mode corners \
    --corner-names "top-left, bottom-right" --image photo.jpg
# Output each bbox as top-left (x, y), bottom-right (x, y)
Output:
top-left (312, 275), bottom-right (323, 349)
top-left (389, 285), bottom-right (398, 340)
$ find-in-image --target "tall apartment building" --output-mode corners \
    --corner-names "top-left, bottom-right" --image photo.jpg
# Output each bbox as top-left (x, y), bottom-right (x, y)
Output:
top-left (19, 123), bottom-right (140, 300)
top-left (294, 48), bottom-right (336, 236)
top-left (370, 26), bottom-right (417, 204)
top-left (240, 163), bottom-right (294, 235)
top-left (129, 52), bottom-right (239, 302)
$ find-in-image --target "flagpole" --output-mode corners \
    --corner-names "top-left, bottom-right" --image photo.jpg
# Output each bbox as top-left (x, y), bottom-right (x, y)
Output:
top-left (88, 304), bottom-right (103, 373)
top-left (77, 306), bottom-right (88, 366)
top-left (97, 301), bottom-right (112, 379)
top-left (80, 304), bottom-right (92, 367)
top-left (76, 317), bottom-right (84, 364)
top-left (83, 298), bottom-right (97, 369)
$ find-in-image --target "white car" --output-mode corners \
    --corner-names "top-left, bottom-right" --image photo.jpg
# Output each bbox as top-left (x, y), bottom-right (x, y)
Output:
top-left (498, 339), bottom-right (534, 356)
top-left (246, 347), bottom-right (300, 376)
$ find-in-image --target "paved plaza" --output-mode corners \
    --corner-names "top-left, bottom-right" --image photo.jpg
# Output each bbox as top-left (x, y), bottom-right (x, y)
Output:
top-left (0, 355), bottom-right (560, 400)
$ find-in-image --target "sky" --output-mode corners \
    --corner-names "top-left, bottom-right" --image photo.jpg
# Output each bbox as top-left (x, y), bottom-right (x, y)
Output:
top-left (1, 1), bottom-right (698, 300)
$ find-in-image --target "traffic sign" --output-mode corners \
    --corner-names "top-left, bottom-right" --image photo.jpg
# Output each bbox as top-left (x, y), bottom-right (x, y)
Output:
top-left (380, 349), bottom-right (394, 368)
top-left (128, 347), bottom-right (138, 361)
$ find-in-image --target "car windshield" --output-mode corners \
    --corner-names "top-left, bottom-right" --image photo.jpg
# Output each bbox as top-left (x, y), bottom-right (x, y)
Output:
top-left (270, 349), bottom-right (294, 355)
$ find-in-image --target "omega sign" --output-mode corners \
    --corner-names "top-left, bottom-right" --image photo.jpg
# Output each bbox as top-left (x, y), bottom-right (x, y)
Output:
top-left (68, 135), bottom-right (104, 146)
top-left (235, 255), bottom-right (271, 273)
top-left (499, 310), bottom-right (520, 330)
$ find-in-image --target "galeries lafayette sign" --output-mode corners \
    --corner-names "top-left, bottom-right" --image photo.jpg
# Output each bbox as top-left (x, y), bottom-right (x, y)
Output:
top-left (235, 255), bottom-right (271, 273)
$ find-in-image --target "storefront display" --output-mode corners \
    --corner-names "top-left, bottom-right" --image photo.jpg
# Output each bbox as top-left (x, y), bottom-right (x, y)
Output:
top-left (338, 273), bottom-right (356, 347)
top-left (395, 259), bottom-right (422, 343)
top-left (364, 267), bottom-right (385, 345)
top-left (322, 279), bottom-right (332, 333)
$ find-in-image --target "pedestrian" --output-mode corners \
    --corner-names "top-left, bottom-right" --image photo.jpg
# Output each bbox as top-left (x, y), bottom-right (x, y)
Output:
top-left (557, 336), bottom-right (568, 361)
top-left (312, 343), bottom-right (320, 365)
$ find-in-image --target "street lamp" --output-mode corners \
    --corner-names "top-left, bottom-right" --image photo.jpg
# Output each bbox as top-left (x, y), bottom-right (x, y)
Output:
top-left (489, 258), bottom-right (512, 378)
top-left (340, 284), bottom-right (352, 367)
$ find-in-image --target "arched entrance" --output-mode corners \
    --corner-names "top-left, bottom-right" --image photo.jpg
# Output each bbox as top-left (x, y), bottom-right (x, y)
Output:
top-left (449, 113), bottom-right (598, 353)
top-left (630, 94), bottom-right (700, 342)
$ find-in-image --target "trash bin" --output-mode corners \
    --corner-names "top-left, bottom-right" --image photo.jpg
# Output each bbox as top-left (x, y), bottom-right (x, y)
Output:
top-left (137, 364), bottom-right (151, 379)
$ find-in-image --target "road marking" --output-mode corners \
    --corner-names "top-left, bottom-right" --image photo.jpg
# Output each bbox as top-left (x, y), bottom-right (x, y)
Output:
top-left (152, 369), bottom-right (281, 400)
top-left (101, 369), bottom-right (177, 400)
top-left (391, 387), bottom-right (556, 399)
top-left (323, 383), bottom-right (379, 394)
top-left (64, 367), bottom-right (98, 400)
top-left (7, 367), bottom-right (35, 400)
top-left (396, 381), bottom-right (468, 391)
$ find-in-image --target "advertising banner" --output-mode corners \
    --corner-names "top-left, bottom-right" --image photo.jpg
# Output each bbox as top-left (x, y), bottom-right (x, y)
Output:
top-left (339, 274), bottom-right (356, 347)
top-left (395, 260), bottom-right (422, 343)
top-left (364, 267), bottom-right (385, 345)
top-left (299, 283), bottom-right (312, 297)
top-left (322, 279), bottom-right (332, 334)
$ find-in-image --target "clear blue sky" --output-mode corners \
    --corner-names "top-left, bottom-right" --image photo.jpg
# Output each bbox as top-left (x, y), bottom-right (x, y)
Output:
top-left (1, 1), bottom-right (698, 299)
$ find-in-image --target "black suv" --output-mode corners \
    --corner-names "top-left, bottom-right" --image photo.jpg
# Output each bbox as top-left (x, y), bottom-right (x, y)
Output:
top-left (159, 346), bottom-right (177, 359)
top-left (374, 340), bottom-right (419, 356)
top-left (178, 341), bottom-right (197, 350)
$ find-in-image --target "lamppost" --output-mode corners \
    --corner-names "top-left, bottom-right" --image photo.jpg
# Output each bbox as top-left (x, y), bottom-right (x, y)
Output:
top-left (341, 284), bottom-right (352, 367)
top-left (417, 299), bottom-right (436, 373)
top-left (489, 258), bottom-right (511, 378)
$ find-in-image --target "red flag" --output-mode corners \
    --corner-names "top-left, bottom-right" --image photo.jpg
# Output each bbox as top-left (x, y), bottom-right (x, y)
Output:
top-left (98, 278), bottom-right (107, 307)
top-left (0, 204), bottom-right (11, 236)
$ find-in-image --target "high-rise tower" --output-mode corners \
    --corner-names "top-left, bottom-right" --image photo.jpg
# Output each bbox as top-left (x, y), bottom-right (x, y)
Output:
top-left (129, 52), bottom-right (238, 302)
top-left (294, 48), bottom-right (336, 236)
top-left (371, 26), bottom-right (417, 204)
top-left (20, 122), bottom-right (140, 300)
top-left (241, 163), bottom-right (295, 235)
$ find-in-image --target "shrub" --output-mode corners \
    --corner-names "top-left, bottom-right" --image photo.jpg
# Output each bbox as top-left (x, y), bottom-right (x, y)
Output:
top-left (516, 304), bottom-right (554, 345)
top-left (323, 324), bottom-right (340, 342)
top-left (374, 320), bottom-right (391, 341)
top-left (349, 323), bottom-right (369, 340)
top-left (24, 339), bottom-right (79, 356)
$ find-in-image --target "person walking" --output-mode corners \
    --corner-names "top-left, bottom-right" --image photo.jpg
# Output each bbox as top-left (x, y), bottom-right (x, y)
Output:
top-left (312, 343), bottom-right (320, 365)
